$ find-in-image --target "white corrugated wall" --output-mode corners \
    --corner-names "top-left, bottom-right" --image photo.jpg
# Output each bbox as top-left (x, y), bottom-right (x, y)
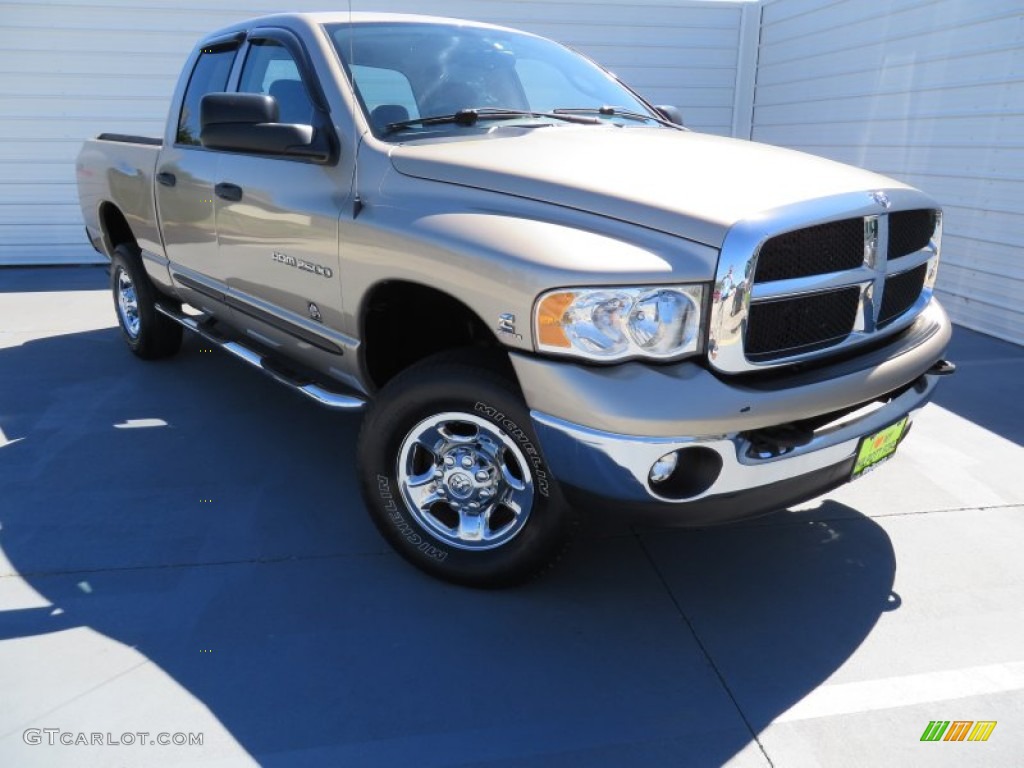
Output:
top-left (0, 0), bottom-right (757, 266)
top-left (751, 0), bottom-right (1024, 346)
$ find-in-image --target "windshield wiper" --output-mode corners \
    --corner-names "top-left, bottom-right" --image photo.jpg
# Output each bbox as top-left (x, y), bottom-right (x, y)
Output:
top-left (386, 107), bottom-right (601, 134)
top-left (554, 106), bottom-right (682, 129)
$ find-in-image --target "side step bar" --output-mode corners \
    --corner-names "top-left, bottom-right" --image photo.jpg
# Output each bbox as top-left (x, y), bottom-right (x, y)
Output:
top-left (155, 303), bottom-right (366, 412)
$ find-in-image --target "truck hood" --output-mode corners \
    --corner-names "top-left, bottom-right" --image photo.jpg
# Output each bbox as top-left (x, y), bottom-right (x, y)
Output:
top-left (389, 127), bottom-right (908, 248)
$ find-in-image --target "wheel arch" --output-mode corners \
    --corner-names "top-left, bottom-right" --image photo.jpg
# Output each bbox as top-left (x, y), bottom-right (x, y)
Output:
top-left (360, 279), bottom-right (512, 391)
top-left (98, 202), bottom-right (138, 258)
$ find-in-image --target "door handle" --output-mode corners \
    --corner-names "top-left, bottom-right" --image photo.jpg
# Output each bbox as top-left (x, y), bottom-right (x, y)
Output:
top-left (156, 172), bottom-right (176, 187)
top-left (215, 183), bottom-right (243, 202)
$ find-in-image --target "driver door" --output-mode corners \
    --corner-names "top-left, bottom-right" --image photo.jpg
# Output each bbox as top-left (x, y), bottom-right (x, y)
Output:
top-left (213, 33), bottom-right (348, 369)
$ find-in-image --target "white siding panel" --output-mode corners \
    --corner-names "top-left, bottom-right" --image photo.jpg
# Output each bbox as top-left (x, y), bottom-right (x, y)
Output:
top-left (2, 28), bottom-right (204, 54)
top-left (0, 53), bottom-right (185, 77)
top-left (0, 73), bottom-right (180, 99)
top-left (0, 185), bottom-right (83, 207)
top-left (7, 96), bottom-right (173, 119)
top-left (0, 204), bottom-right (82, 227)
top-left (761, 0), bottom-right (1014, 49)
top-left (0, 244), bottom-right (99, 263)
top-left (0, 141), bottom-right (83, 164)
top-left (940, 263), bottom-right (1023, 307)
top-left (754, 0), bottom-right (1024, 345)
top-left (752, 115), bottom-right (1024, 150)
top-left (934, 292), bottom-right (1023, 347)
top-left (757, 16), bottom-right (1023, 86)
top-left (0, 0), bottom-right (753, 266)
top-left (756, 46), bottom-right (1024, 107)
top-left (941, 242), bottom-right (1024, 285)
top-left (755, 82), bottom-right (1024, 125)
top-left (3, 225), bottom-right (87, 246)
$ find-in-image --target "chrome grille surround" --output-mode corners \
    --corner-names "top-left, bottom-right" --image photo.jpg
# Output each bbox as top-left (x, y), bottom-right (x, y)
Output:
top-left (708, 188), bottom-right (942, 374)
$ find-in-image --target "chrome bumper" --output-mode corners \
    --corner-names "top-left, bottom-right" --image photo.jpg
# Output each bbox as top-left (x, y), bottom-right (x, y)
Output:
top-left (531, 368), bottom-right (940, 510)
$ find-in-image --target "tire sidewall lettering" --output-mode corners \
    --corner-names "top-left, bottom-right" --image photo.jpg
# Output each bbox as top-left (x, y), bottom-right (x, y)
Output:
top-left (376, 474), bottom-right (448, 562)
top-left (473, 401), bottom-right (550, 499)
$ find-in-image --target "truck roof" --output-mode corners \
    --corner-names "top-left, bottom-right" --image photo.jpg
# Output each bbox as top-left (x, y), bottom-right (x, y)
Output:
top-left (201, 11), bottom-right (523, 43)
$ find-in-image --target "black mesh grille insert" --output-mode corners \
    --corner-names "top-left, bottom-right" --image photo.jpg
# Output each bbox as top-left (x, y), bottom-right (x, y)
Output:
top-left (746, 287), bottom-right (860, 361)
top-left (888, 209), bottom-right (936, 259)
top-left (878, 264), bottom-right (927, 327)
top-left (755, 218), bottom-right (864, 283)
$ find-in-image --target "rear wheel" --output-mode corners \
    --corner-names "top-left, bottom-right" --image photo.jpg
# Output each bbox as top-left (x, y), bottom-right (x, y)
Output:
top-left (357, 352), bottom-right (575, 587)
top-left (110, 244), bottom-right (182, 359)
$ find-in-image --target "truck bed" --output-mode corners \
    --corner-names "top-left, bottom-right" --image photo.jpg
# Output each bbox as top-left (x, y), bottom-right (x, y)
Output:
top-left (76, 134), bottom-right (165, 261)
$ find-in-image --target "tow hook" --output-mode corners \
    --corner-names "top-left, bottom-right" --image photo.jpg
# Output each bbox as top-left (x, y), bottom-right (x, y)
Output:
top-left (929, 359), bottom-right (957, 376)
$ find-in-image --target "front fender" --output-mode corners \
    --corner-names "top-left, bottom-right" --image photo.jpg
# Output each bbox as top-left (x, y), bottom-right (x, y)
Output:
top-left (339, 178), bottom-right (719, 352)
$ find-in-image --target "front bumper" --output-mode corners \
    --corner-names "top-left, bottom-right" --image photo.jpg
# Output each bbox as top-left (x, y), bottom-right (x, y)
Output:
top-left (513, 299), bottom-right (952, 525)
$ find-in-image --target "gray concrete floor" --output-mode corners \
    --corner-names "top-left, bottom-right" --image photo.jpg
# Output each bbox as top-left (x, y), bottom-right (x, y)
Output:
top-left (1, 265), bottom-right (1022, 767)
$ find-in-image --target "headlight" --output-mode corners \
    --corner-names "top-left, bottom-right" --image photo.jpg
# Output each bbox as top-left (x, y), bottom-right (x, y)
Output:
top-left (535, 284), bottom-right (706, 362)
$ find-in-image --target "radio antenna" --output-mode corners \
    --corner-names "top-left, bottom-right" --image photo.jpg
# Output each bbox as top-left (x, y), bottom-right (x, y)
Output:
top-left (348, 0), bottom-right (363, 218)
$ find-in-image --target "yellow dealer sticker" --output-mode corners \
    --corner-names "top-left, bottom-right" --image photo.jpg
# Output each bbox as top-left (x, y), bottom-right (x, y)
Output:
top-left (853, 417), bottom-right (909, 478)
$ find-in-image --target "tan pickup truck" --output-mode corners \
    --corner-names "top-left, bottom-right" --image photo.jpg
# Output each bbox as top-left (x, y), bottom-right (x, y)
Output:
top-left (76, 12), bottom-right (954, 586)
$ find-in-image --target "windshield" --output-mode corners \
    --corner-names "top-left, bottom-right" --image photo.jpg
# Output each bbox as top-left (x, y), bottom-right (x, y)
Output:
top-left (326, 22), bottom-right (661, 139)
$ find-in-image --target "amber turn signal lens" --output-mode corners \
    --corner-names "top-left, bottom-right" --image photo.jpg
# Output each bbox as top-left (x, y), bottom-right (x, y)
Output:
top-left (536, 292), bottom-right (575, 348)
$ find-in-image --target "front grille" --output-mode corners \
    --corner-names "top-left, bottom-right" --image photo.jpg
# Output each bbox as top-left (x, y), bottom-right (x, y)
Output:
top-left (710, 196), bottom-right (941, 374)
top-left (746, 287), bottom-right (860, 361)
top-left (888, 209), bottom-right (936, 259)
top-left (878, 264), bottom-right (927, 327)
top-left (755, 218), bottom-right (864, 283)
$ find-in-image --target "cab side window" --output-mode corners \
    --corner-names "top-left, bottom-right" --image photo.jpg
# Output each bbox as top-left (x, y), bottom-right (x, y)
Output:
top-left (238, 40), bottom-right (315, 125)
top-left (177, 46), bottom-right (237, 146)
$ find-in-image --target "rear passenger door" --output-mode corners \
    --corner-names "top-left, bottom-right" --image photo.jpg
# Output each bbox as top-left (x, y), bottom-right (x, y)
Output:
top-left (156, 37), bottom-right (240, 308)
top-left (213, 29), bottom-right (348, 368)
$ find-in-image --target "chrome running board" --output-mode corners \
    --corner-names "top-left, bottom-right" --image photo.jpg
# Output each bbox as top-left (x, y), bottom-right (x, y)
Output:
top-left (155, 303), bottom-right (366, 412)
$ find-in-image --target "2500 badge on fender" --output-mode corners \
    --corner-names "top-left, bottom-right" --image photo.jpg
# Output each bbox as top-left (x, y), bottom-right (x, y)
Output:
top-left (271, 251), bottom-right (334, 278)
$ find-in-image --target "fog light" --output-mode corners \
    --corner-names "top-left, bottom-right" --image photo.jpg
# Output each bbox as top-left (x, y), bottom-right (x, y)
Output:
top-left (647, 446), bottom-right (724, 500)
top-left (649, 451), bottom-right (680, 484)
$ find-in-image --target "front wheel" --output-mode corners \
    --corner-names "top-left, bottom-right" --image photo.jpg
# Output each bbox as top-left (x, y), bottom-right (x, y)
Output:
top-left (357, 352), bottom-right (575, 587)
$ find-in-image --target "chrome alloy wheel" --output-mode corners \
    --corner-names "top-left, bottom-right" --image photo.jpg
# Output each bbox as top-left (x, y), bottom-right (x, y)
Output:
top-left (397, 412), bottom-right (535, 550)
top-left (116, 268), bottom-right (141, 339)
